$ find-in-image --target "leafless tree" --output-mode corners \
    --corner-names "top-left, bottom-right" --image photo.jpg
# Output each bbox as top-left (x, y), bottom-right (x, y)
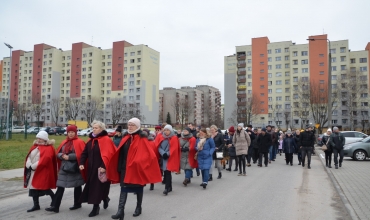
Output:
top-left (171, 96), bottom-right (190, 129)
top-left (110, 97), bottom-right (126, 128)
top-left (30, 94), bottom-right (43, 127)
top-left (283, 110), bottom-right (291, 130)
top-left (64, 98), bottom-right (83, 121)
top-left (13, 103), bottom-right (27, 125)
top-left (50, 98), bottom-right (62, 126)
top-left (270, 101), bottom-right (283, 129)
top-left (81, 97), bottom-right (103, 127)
top-left (245, 92), bottom-right (262, 126)
top-left (127, 103), bottom-right (146, 123)
top-left (294, 79), bottom-right (312, 128)
top-left (227, 104), bottom-right (238, 127)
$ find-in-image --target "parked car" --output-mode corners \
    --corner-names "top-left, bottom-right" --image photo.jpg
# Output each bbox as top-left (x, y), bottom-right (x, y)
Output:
top-left (317, 134), bottom-right (324, 143)
top-left (77, 128), bottom-right (92, 136)
top-left (48, 127), bottom-right (66, 135)
top-left (106, 129), bottom-right (116, 137)
top-left (343, 136), bottom-right (370, 161)
top-left (341, 131), bottom-right (368, 145)
top-left (11, 126), bottom-right (26, 133)
top-left (30, 127), bottom-right (41, 134)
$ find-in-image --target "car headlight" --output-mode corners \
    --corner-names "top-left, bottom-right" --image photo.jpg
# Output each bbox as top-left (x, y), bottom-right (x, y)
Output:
top-left (344, 145), bottom-right (353, 150)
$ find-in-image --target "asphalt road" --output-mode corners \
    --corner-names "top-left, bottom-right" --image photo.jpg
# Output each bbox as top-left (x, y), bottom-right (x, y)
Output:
top-left (0, 154), bottom-right (351, 220)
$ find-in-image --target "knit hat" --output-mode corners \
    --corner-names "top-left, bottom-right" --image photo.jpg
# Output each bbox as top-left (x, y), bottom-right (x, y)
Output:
top-left (67, 125), bottom-right (77, 133)
top-left (247, 124), bottom-right (253, 128)
top-left (261, 128), bottom-right (267, 132)
top-left (36, 131), bottom-right (49, 141)
top-left (228, 126), bottom-right (235, 133)
top-left (286, 130), bottom-right (292, 135)
top-left (238, 123), bottom-right (244, 128)
top-left (327, 128), bottom-right (332, 132)
top-left (128, 118), bottom-right (141, 129)
top-left (333, 127), bottom-right (339, 131)
top-left (143, 128), bottom-right (150, 135)
top-left (184, 127), bottom-right (191, 133)
top-left (155, 125), bottom-right (161, 130)
top-left (164, 124), bottom-right (173, 131)
top-left (305, 124), bottom-right (311, 129)
top-left (116, 125), bottom-right (122, 133)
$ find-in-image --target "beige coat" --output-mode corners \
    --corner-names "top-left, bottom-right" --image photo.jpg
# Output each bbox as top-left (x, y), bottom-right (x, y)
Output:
top-left (26, 147), bottom-right (40, 189)
top-left (232, 130), bottom-right (251, 156)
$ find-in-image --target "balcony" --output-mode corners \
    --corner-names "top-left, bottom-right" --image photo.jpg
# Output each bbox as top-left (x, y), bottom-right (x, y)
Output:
top-left (238, 110), bottom-right (246, 114)
top-left (237, 55), bottom-right (246, 60)
top-left (237, 85), bottom-right (246, 90)
top-left (237, 94), bottom-right (246, 99)
top-left (237, 101), bottom-right (246, 106)
top-left (237, 78), bottom-right (246, 83)
top-left (237, 63), bottom-right (246, 68)
top-left (238, 70), bottom-right (246, 76)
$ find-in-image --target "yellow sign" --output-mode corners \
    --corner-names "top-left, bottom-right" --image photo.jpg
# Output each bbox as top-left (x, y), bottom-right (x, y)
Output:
top-left (315, 124), bottom-right (320, 128)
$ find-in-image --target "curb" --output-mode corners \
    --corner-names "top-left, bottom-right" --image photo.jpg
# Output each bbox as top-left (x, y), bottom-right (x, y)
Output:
top-left (315, 147), bottom-right (359, 220)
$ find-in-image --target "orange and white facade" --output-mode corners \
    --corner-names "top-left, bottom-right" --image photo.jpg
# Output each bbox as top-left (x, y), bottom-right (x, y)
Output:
top-left (224, 35), bottom-right (370, 129)
top-left (0, 41), bottom-right (160, 126)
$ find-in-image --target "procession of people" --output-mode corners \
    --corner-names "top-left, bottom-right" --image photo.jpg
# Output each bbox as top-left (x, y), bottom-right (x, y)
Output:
top-left (23, 119), bottom-right (342, 219)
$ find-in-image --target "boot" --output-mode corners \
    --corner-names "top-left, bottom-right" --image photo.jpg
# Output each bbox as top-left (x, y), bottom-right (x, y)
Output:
top-left (111, 192), bottom-right (127, 219)
top-left (27, 196), bottom-right (40, 212)
top-left (226, 168), bottom-right (231, 171)
top-left (149, 184), bottom-right (154, 191)
top-left (208, 174), bottom-right (213, 181)
top-left (133, 192), bottom-right (143, 217)
top-left (183, 178), bottom-right (189, 186)
top-left (103, 197), bottom-right (110, 209)
top-left (308, 164), bottom-right (311, 169)
top-left (89, 205), bottom-right (100, 217)
top-left (217, 172), bottom-right (222, 179)
top-left (223, 164), bottom-right (226, 169)
top-left (69, 204), bottom-right (82, 210)
top-left (339, 163), bottom-right (342, 167)
top-left (326, 162), bottom-right (328, 167)
top-left (196, 169), bottom-right (200, 176)
top-left (163, 189), bottom-right (169, 195)
top-left (335, 165), bottom-right (338, 169)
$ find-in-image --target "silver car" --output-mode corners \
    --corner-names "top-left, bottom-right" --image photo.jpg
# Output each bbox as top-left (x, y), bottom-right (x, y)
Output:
top-left (343, 136), bottom-right (370, 161)
top-left (341, 131), bottom-right (368, 145)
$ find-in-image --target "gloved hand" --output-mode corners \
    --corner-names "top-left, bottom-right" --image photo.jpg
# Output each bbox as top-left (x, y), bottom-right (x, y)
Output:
top-left (182, 147), bottom-right (189, 152)
top-left (162, 153), bottom-right (169, 160)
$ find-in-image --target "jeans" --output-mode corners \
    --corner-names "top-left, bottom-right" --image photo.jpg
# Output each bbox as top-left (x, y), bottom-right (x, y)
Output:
top-left (185, 169), bottom-right (192, 179)
top-left (301, 147), bottom-right (312, 166)
top-left (269, 145), bottom-right (276, 160)
top-left (259, 152), bottom-right (269, 166)
top-left (325, 150), bottom-right (333, 166)
top-left (333, 148), bottom-right (344, 166)
top-left (201, 169), bottom-right (209, 184)
top-left (297, 152), bottom-right (302, 163)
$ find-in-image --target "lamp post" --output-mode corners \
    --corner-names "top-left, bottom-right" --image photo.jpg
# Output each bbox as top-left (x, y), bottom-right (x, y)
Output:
top-left (4, 43), bottom-right (13, 140)
top-left (307, 38), bottom-right (332, 129)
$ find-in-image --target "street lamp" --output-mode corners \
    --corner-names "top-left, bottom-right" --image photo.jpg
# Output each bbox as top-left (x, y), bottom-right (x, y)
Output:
top-left (4, 43), bottom-right (13, 140)
top-left (307, 38), bottom-right (332, 129)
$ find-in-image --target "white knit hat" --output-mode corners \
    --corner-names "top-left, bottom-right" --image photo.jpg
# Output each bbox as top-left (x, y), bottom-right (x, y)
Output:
top-left (238, 123), bottom-right (244, 128)
top-left (164, 124), bottom-right (173, 131)
top-left (128, 117), bottom-right (141, 129)
top-left (36, 131), bottom-right (49, 141)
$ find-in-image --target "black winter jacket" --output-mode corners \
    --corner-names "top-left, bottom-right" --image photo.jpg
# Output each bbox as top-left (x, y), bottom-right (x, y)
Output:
top-left (227, 135), bottom-right (236, 157)
top-left (299, 131), bottom-right (315, 147)
top-left (283, 136), bottom-right (297, 154)
top-left (212, 133), bottom-right (225, 160)
top-left (257, 133), bottom-right (272, 153)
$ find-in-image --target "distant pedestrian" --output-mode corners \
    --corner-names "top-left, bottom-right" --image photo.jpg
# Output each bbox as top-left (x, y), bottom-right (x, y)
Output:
top-left (24, 131), bottom-right (57, 213)
top-left (188, 123), bottom-right (201, 177)
top-left (299, 125), bottom-right (315, 169)
top-left (266, 125), bottom-right (278, 163)
top-left (319, 129), bottom-right (332, 168)
top-left (278, 135), bottom-right (283, 155)
top-left (257, 128), bottom-right (272, 167)
top-left (252, 129), bottom-right (261, 163)
top-left (294, 130), bottom-right (302, 165)
top-left (233, 123), bottom-right (251, 176)
top-left (210, 125), bottom-right (225, 180)
top-left (113, 126), bottom-right (123, 147)
top-left (196, 128), bottom-right (216, 189)
top-left (283, 130), bottom-right (297, 166)
top-left (179, 127), bottom-right (198, 186)
top-left (226, 126), bottom-right (238, 171)
top-left (246, 125), bottom-right (256, 167)
top-left (329, 127), bottom-right (345, 169)
top-left (45, 125), bottom-right (86, 213)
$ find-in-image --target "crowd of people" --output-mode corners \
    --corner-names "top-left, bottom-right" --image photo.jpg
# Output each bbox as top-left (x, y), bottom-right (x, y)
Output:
top-left (23, 119), bottom-right (345, 219)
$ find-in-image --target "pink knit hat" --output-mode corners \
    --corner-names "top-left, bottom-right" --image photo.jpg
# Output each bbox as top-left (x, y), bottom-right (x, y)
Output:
top-left (128, 117), bottom-right (141, 129)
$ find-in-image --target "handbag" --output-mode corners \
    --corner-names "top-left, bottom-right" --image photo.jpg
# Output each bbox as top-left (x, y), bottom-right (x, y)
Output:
top-left (24, 167), bottom-right (32, 187)
top-left (62, 160), bottom-right (79, 174)
top-left (216, 152), bottom-right (224, 159)
top-left (98, 170), bottom-right (107, 183)
top-left (321, 138), bottom-right (330, 151)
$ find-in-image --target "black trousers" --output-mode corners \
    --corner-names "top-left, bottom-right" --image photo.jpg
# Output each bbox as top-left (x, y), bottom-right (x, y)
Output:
top-left (163, 170), bottom-right (172, 190)
top-left (237, 155), bottom-right (246, 173)
top-left (301, 147), bottom-right (312, 166)
top-left (333, 148), bottom-right (344, 165)
top-left (247, 148), bottom-right (254, 164)
top-left (325, 150), bottom-right (333, 166)
top-left (53, 186), bottom-right (82, 209)
top-left (228, 156), bottom-right (238, 169)
top-left (253, 148), bottom-right (259, 162)
top-left (285, 153), bottom-right (293, 164)
top-left (258, 152), bottom-right (268, 166)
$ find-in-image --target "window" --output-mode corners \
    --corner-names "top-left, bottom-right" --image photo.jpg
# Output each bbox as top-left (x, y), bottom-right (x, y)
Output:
top-left (276, 72), bottom-right (282, 77)
top-left (293, 51), bottom-right (298, 57)
top-left (247, 59), bottom-right (251, 63)
top-left (350, 58), bottom-right (356, 63)
top-left (267, 49), bottom-right (271, 54)
top-left (136, 95), bottom-right (140, 100)
top-left (319, 62), bottom-right (324, 66)
top-left (302, 68), bottom-right (308, 73)
top-left (130, 52), bottom-right (135, 56)
top-left (320, 71), bottom-right (324, 75)
top-left (293, 68), bottom-right (298, 74)
top-left (285, 64), bottom-right (289, 68)
top-left (130, 66), bottom-right (134, 71)
top-left (332, 75), bottom-right (337, 80)
top-left (268, 73), bottom-right (272, 78)
top-left (247, 51), bottom-right (251, 56)
top-left (285, 72), bottom-right (290, 76)
top-left (285, 80), bottom-right (290, 84)
top-left (332, 66), bottom-right (337, 71)
top-left (330, 49), bottom-right (336, 54)
top-left (276, 80), bottom-right (282, 85)
top-left (293, 77), bottom-right (298, 82)
top-left (268, 89), bottom-right (272, 94)
top-left (340, 56), bottom-right (346, 62)
top-left (275, 49), bottom-right (281, 54)
top-left (360, 58), bottom-right (367, 63)
top-left (320, 80), bottom-right (325, 84)
top-left (340, 47), bottom-right (346, 53)
top-left (341, 65), bottom-right (346, 70)
top-left (301, 51), bottom-right (308, 56)
top-left (268, 57), bottom-right (272, 62)
top-left (301, 59), bottom-right (308, 64)
top-left (360, 67), bottom-right (368, 72)
top-left (260, 54), bottom-right (264, 57)
top-left (268, 65), bottom-right (272, 70)
top-left (285, 56), bottom-right (289, 61)
top-left (276, 64), bottom-right (281, 69)
top-left (268, 97), bottom-right (272, 101)
top-left (302, 77), bottom-right (308, 82)
top-left (276, 96), bottom-right (282, 101)
top-left (129, 81), bottom-right (134, 86)
top-left (248, 74), bottom-right (252, 79)
top-left (260, 77), bottom-right (264, 81)
top-left (361, 102), bottom-right (368, 107)
top-left (276, 88), bottom-right (282, 93)
top-left (124, 53), bottom-right (127, 57)
top-left (130, 74), bottom-right (134, 78)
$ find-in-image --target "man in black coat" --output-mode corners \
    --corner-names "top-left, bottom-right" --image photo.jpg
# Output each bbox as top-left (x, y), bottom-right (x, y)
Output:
top-left (299, 125), bottom-right (315, 169)
top-left (293, 130), bottom-right (302, 165)
top-left (246, 125), bottom-right (256, 166)
top-left (252, 128), bottom-right (260, 163)
top-left (257, 128), bottom-right (272, 167)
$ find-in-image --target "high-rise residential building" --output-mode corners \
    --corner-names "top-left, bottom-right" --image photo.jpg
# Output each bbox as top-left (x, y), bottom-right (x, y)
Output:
top-left (159, 85), bottom-right (222, 127)
top-left (225, 34), bottom-right (370, 131)
top-left (1, 41), bottom-right (160, 127)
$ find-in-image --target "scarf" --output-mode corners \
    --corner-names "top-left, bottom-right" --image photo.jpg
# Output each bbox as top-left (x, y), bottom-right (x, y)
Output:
top-left (128, 127), bottom-right (140, 134)
top-left (197, 138), bottom-right (206, 151)
top-left (63, 136), bottom-right (77, 154)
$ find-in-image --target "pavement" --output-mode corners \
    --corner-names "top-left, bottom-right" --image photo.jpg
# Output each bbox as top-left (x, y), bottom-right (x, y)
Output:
top-left (316, 146), bottom-right (370, 220)
top-left (0, 153), bottom-right (351, 220)
top-left (0, 168), bottom-right (27, 199)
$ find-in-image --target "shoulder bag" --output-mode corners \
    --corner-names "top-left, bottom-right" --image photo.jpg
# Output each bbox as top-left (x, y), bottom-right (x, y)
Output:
top-left (62, 160), bottom-right (79, 174)
top-left (98, 169), bottom-right (107, 183)
top-left (321, 138), bottom-right (330, 151)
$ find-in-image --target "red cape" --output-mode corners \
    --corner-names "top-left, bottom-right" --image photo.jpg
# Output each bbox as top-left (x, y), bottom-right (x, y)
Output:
top-left (185, 137), bottom-right (198, 168)
top-left (156, 135), bottom-right (181, 172)
top-left (24, 144), bottom-right (57, 189)
top-left (107, 133), bottom-right (162, 185)
top-left (56, 138), bottom-right (87, 181)
top-left (81, 135), bottom-right (117, 182)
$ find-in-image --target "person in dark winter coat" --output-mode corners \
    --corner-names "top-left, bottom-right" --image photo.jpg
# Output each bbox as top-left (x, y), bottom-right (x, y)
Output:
top-left (282, 130), bottom-right (297, 166)
top-left (79, 120), bottom-right (117, 217)
top-left (267, 125), bottom-right (277, 163)
top-left (294, 130), bottom-right (302, 165)
top-left (246, 125), bottom-right (256, 167)
top-left (252, 129), bottom-right (260, 163)
top-left (329, 127), bottom-right (345, 169)
top-left (210, 125), bottom-right (225, 180)
top-left (299, 125), bottom-right (315, 169)
top-left (319, 129), bottom-right (332, 168)
top-left (113, 126), bottom-right (123, 147)
top-left (257, 128), bottom-right (272, 167)
top-left (45, 125), bottom-right (86, 213)
top-left (226, 126), bottom-right (238, 171)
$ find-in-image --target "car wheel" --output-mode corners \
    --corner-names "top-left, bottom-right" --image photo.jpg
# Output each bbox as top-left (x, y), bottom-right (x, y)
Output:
top-left (354, 150), bottom-right (367, 161)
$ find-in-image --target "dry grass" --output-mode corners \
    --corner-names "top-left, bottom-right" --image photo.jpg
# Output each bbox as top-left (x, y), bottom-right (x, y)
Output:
top-left (0, 134), bottom-right (90, 170)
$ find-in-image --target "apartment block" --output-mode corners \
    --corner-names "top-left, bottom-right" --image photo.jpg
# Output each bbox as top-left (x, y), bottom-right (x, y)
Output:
top-left (225, 34), bottom-right (370, 130)
top-left (159, 85), bottom-right (222, 127)
top-left (1, 41), bottom-right (160, 126)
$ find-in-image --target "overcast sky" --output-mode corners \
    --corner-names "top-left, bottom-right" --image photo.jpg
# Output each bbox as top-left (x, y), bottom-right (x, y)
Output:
top-left (1, 0), bottom-right (370, 104)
